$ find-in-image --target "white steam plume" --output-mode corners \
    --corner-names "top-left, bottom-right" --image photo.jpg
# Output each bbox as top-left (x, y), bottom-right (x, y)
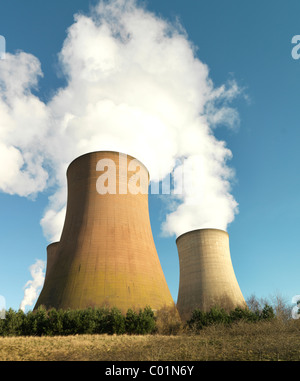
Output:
top-left (0, 52), bottom-right (49, 197)
top-left (20, 259), bottom-right (46, 312)
top-left (0, 0), bottom-right (242, 244)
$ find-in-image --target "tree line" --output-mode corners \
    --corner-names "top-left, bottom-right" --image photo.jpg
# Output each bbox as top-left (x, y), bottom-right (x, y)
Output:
top-left (0, 302), bottom-right (276, 337)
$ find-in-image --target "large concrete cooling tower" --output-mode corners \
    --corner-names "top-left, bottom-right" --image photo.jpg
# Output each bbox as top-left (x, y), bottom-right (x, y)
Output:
top-left (176, 228), bottom-right (246, 320)
top-left (35, 151), bottom-right (174, 312)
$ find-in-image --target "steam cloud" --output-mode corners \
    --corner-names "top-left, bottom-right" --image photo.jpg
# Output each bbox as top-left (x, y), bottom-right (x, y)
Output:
top-left (19, 260), bottom-right (45, 312)
top-left (1, 0), bottom-right (241, 243)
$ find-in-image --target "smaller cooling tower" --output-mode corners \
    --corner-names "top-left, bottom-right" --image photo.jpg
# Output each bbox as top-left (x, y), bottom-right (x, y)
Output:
top-left (176, 228), bottom-right (246, 320)
top-left (44, 242), bottom-right (60, 281)
top-left (36, 242), bottom-right (60, 304)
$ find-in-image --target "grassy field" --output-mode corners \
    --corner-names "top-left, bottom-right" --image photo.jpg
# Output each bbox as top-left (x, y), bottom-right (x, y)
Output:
top-left (0, 318), bottom-right (299, 361)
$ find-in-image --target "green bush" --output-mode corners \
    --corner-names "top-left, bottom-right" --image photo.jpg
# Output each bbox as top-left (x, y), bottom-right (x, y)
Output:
top-left (260, 304), bottom-right (275, 321)
top-left (0, 306), bottom-right (128, 336)
top-left (22, 310), bottom-right (37, 336)
top-left (229, 306), bottom-right (259, 323)
top-left (187, 309), bottom-right (208, 331)
top-left (125, 307), bottom-right (156, 334)
top-left (125, 309), bottom-right (139, 334)
top-left (1, 308), bottom-right (24, 336)
top-left (136, 306), bottom-right (156, 334)
top-left (34, 306), bottom-right (49, 336)
top-left (206, 306), bottom-right (229, 325)
top-left (47, 308), bottom-right (64, 336)
top-left (187, 304), bottom-right (275, 331)
top-left (102, 307), bottom-right (126, 334)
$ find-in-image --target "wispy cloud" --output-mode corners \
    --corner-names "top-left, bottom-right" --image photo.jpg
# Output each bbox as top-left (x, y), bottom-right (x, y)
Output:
top-left (20, 260), bottom-right (45, 312)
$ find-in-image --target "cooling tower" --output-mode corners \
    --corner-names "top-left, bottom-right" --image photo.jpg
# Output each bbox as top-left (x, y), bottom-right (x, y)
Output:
top-left (176, 228), bottom-right (246, 320)
top-left (35, 151), bottom-right (174, 312)
top-left (44, 242), bottom-right (60, 282)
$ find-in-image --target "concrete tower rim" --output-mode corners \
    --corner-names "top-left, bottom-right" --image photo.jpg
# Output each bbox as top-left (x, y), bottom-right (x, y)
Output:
top-left (176, 228), bottom-right (229, 243)
top-left (47, 242), bottom-right (59, 249)
top-left (66, 150), bottom-right (150, 179)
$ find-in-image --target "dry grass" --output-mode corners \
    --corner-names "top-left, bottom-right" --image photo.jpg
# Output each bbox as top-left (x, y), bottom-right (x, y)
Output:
top-left (0, 318), bottom-right (299, 361)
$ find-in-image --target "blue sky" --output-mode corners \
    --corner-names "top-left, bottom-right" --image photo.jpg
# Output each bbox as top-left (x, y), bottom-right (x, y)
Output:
top-left (0, 0), bottom-right (299, 312)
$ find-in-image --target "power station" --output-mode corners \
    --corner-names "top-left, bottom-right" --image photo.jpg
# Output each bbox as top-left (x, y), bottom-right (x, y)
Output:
top-left (176, 228), bottom-right (246, 319)
top-left (35, 151), bottom-right (174, 312)
top-left (35, 151), bottom-right (245, 318)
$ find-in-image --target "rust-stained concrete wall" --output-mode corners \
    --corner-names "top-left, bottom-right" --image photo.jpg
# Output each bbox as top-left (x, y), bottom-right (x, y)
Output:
top-left (176, 228), bottom-right (246, 320)
top-left (35, 151), bottom-right (174, 312)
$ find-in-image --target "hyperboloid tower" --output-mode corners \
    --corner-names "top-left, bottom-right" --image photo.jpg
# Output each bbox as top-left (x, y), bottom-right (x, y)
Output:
top-left (35, 151), bottom-right (174, 312)
top-left (176, 228), bottom-right (246, 320)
